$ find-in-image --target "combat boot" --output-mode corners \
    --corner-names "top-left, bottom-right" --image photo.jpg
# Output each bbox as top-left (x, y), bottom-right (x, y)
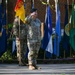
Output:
top-left (29, 65), bottom-right (36, 70)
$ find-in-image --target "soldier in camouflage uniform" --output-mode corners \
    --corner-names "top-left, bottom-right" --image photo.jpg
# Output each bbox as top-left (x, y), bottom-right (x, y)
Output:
top-left (13, 16), bottom-right (27, 66)
top-left (25, 8), bottom-right (42, 70)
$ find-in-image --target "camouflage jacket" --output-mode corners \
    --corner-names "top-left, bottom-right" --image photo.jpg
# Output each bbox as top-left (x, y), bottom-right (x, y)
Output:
top-left (25, 16), bottom-right (41, 42)
top-left (13, 17), bottom-right (27, 39)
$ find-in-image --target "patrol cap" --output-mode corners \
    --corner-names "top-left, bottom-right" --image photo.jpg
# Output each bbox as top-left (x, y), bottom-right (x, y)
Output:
top-left (30, 8), bottom-right (37, 13)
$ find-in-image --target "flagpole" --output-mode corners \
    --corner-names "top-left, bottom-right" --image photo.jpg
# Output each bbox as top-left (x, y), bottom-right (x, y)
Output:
top-left (18, 17), bottom-right (21, 63)
top-left (43, 0), bottom-right (49, 60)
top-left (56, 0), bottom-right (58, 59)
top-left (0, 0), bottom-right (2, 36)
top-left (43, 0), bottom-right (50, 60)
top-left (18, 0), bottom-right (21, 63)
top-left (5, 0), bottom-right (8, 59)
top-left (69, 0), bottom-right (74, 58)
top-left (73, 0), bottom-right (74, 28)
top-left (64, 0), bottom-right (68, 59)
top-left (55, 0), bottom-right (58, 59)
top-left (67, 0), bottom-right (72, 58)
top-left (67, 0), bottom-right (70, 58)
top-left (6, 0), bottom-right (8, 34)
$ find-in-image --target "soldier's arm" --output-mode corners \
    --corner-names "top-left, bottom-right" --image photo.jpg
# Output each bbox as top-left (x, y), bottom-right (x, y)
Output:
top-left (41, 22), bottom-right (44, 39)
top-left (24, 16), bottom-right (32, 24)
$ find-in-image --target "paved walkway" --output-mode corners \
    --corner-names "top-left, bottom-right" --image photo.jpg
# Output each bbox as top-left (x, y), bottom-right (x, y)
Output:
top-left (0, 64), bottom-right (75, 75)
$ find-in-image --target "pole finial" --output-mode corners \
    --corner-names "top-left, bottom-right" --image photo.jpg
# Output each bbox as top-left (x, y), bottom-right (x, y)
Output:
top-left (55, 0), bottom-right (58, 3)
top-left (6, 0), bottom-right (7, 4)
top-left (47, 0), bottom-right (49, 4)
top-left (23, 0), bottom-right (25, 2)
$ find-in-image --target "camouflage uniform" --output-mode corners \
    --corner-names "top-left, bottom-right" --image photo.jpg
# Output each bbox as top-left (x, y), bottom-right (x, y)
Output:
top-left (13, 17), bottom-right (27, 65)
top-left (26, 16), bottom-right (41, 66)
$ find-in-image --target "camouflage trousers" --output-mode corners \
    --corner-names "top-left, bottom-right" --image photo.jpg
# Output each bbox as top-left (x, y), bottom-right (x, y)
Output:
top-left (27, 40), bottom-right (41, 65)
top-left (16, 37), bottom-right (27, 64)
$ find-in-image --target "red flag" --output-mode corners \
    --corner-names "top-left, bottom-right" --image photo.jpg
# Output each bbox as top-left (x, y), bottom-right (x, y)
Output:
top-left (14, 0), bottom-right (25, 23)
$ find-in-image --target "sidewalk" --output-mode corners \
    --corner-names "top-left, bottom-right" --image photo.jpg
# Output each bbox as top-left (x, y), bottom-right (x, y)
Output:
top-left (0, 64), bottom-right (75, 75)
